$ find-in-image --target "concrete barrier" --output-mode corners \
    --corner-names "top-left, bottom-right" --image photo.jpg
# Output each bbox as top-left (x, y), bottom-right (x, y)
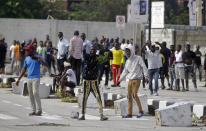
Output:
top-left (155, 102), bottom-right (192, 127)
top-left (39, 83), bottom-right (51, 98)
top-left (114, 94), bottom-right (148, 116)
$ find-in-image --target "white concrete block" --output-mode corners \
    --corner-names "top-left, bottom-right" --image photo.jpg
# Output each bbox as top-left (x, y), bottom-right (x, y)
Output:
top-left (39, 83), bottom-right (51, 98)
top-left (12, 82), bottom-right (22, 94)
top-left (159, 101), bottom-right (168, 109)
top-left (114, 94), bottom-right (148, 116)
top-left (155, 102), bottom-right (192, 127)
top-left (78, 90), bottom-right (104, 108)
top-left (193, 105), bottom-right (204, 119)
top-left (74, 88), bottom-right (82, 97)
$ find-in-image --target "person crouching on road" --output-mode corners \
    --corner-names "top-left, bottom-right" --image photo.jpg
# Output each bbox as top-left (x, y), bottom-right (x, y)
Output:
top-left (117, 45), bottom-right (148, 118)
top-left (78, 47), bottom-right (108, 121)
top-left (16, 44), bottom-right (48, 116)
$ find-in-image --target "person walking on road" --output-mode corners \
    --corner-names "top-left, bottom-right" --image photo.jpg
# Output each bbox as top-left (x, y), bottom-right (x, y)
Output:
top-left (79, 47), bottom-right (108, 121)
top-left (110, 42), bottom-right (124, 87)
top-left (117, 45), bottom-right (148, 118)
top-left (16, 44), bottom-right (48, 116)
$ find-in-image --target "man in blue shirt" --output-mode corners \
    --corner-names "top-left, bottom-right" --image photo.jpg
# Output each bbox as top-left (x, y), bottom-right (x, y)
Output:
top-left (16, 44), bottom-right (47, 116)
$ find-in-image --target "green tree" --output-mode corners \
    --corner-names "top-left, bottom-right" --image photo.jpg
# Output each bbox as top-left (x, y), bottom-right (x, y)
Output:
top-left (70, 0), bottom-right (130, 22)
top-left (0, 0), bottom-right (69, 19)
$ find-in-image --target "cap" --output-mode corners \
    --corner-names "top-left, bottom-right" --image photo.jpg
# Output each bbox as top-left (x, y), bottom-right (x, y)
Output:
top-left (25, 44), bottom-right (35, 50)
top-left (64, 62), bottom-right (71, 67)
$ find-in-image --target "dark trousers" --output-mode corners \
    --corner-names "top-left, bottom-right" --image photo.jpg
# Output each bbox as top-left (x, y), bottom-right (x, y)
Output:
top-left (98, 64), bottom-right (110, 86)
top-left (184, 65), bottom-right (197, 89)
top-left (70, 57), bottom-right (81, 85)
top-left (57, 59), bottom-right (64, 74)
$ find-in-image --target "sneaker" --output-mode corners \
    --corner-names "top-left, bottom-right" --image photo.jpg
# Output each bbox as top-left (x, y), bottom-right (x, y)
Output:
top-left (137, 113), bottom-right (144, 118)
top-left (100, 115), bottom-right (108, 121)
top-left (78, 115), bottom-right (85, 120)
top-left (154, 92), bottom-right (159, 96)
top-left (105, 85), bottom-right (110, 89)
top-left (111, 84), bottom-right (117, 87)
top-left (35, 111), bottom-right (42, 116)
top-left (161, 86), bottom-right (165, 90)
top-left (122, 114), bottom-right (132, 118)
top-left (29, 112), bottom-right (36, 116)
top-left (186, 88), bottom-right (189, 91)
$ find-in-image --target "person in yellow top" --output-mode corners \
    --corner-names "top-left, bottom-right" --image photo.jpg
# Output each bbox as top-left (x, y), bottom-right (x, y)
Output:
top-left (13, 41), bottom-right (20, 75)
top-left (110, 42), bottom-right (124, 87)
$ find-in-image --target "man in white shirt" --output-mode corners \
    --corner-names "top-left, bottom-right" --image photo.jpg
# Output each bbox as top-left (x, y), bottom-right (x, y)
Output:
top-left (142, 42), bottom-right (162, 96)
top-left (56, 32), bottom-right (69, 74)
top-left (175, 44), bottom-right (185, 91)
top-left (10, 41), bottom-right (15, 73)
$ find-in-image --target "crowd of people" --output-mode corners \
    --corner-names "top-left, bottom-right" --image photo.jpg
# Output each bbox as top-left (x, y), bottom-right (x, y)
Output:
top-left (0, 30), bottom-right (205, 120)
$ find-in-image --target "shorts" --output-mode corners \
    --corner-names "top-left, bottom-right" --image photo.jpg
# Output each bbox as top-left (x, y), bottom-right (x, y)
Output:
top-left (175, 67), bottom-right (185, 79)
top-left (159, 66), bottom-right (169, 79)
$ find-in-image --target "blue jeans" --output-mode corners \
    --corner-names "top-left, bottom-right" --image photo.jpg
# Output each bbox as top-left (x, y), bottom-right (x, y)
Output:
top-left (169, 67), bottom-right (177, 89)
top-left (148, 68), bottom-right (159, 94)
top-left (194, 64), bottom-right (202, 81)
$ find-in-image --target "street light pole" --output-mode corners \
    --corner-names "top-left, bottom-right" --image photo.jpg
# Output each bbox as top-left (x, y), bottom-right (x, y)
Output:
top-left (148, 0), bottom-right (152, 41)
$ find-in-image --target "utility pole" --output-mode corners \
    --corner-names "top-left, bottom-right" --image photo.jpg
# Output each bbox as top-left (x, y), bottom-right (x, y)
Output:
top-left (148, 0), bottom-right (152, 41)
top-left (196, 0), bottom-right (202, 26)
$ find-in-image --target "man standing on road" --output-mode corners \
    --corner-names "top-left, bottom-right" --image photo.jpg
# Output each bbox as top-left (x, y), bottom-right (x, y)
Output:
top-left (56, 32), bottom-right (69, 74)
top-left (81, 33), bottom-right (92, 85)
top-left (69, 31), bottom-right (83, 86)
top-left (16, 44), bottom-right (48, 116)
top-left (183, 43), bottom-right (198, 91)
top-left (175, 45), bottom-right (185, 91)
top-left (167, 44), bottom-right (177, 90)
top-left (117, 45), bottom-right (148, 118)
top-left (79, 47), bottom-right (108, 121)
top-left (194, 45), bottom-right (202, 81)
top-left (142, 42), bottom-right (162, 96)
top-left (0, 37), bottom-right (7, 74)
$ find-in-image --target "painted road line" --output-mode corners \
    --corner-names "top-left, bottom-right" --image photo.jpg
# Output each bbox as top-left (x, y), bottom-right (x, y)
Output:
top-left (2, 100), bottom-right (12, 104)
top-left (0, 114), bottom-right (18, 120)
top-left (13, 104), bottom-right (23, 107)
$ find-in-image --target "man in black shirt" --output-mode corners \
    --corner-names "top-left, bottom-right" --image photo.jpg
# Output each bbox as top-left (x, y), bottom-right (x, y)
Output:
top-left (79, 47), bottom-right (108, 121)
top-left (0, 38), bottom-right (7, 74)
top-left (194, 45), bottom-right (202, 81)
top-left (183, 44), bottom-right (197, 91)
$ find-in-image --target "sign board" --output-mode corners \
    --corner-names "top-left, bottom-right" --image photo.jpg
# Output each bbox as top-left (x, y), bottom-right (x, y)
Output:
top-left (188, 0), bottom-right (196, 26)
top-left (116, 16), bottom-right (125, 30)
top-left (152, 1), bottom-right (165, 28)
top-left (130, 0), bottom-right (148, 23)
top-left (127, 4), bottom-right (133, 23)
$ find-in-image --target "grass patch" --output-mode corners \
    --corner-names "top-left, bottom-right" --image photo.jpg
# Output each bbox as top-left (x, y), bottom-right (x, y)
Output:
top-left (0, 82), bottom-right (12, 88)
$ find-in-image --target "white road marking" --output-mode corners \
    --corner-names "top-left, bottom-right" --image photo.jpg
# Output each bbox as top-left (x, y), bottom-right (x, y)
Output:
top-left (2, 100), bottom-right (12, 104)
top-left (13, 104), bottom-right (23, 107)
top-left (0, 114), bottom-right (18, 120)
